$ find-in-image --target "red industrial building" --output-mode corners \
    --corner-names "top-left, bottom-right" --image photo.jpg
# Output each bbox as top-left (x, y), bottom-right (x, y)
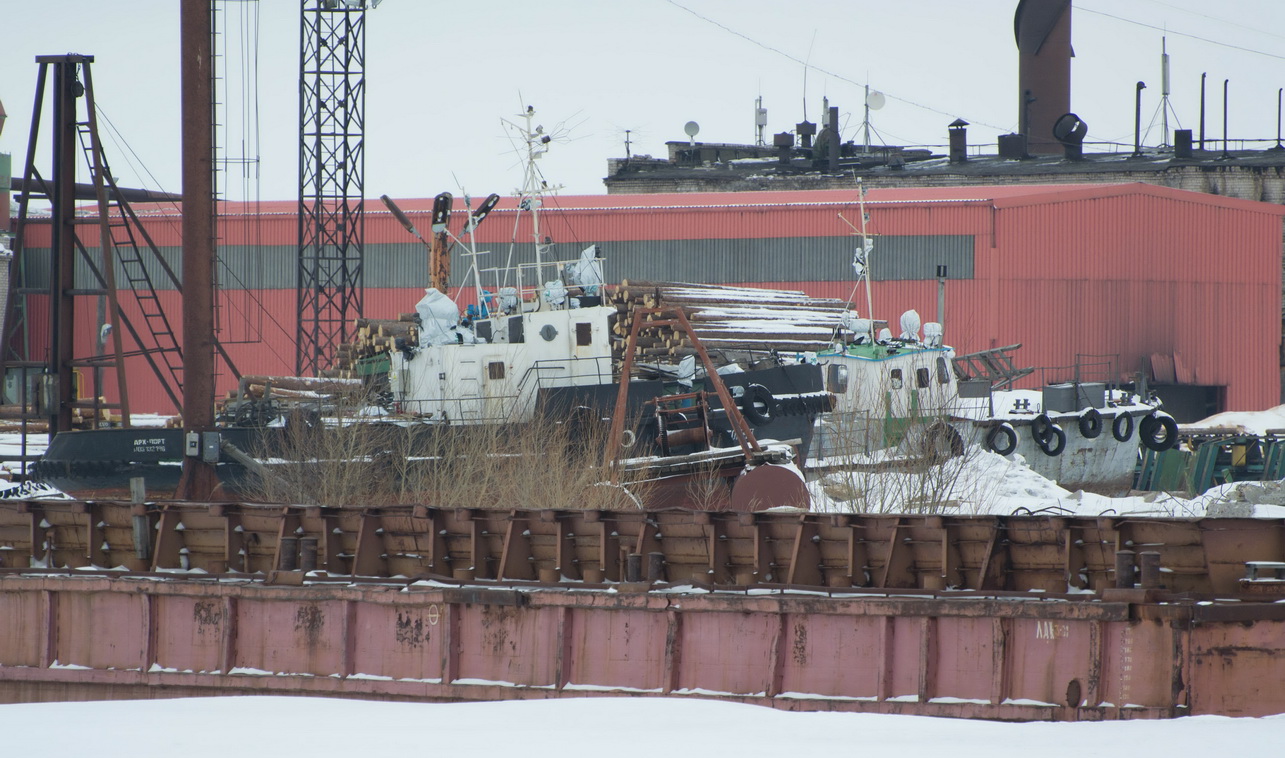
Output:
top-left (13, 182), bottom-right (1283, 418)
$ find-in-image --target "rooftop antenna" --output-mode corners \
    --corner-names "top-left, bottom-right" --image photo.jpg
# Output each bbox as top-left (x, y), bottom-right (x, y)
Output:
top-left (1145, 36), bottom-right (1183, 148)
top-left (684, 120), bottom-right (700, 145)
top-left (801, 30), bottom-right (816, 121)
top-left (755, 96), bottom-right (767, 146)
top-left (862, 84), bottom-right (886, 153)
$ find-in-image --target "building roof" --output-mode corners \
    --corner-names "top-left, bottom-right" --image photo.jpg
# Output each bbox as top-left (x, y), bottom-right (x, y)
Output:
top-left (122, 181), bottom-right (1285, 218)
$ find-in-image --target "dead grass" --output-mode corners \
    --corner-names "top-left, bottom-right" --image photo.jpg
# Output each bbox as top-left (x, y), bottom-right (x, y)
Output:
top-left (240, 394), bottom-right (655, 510)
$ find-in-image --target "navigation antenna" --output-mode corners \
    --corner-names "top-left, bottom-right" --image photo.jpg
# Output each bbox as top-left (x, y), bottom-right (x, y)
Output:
top-left (502, 105), bottom-right (562, 303)
top-left (837, 178), bottom-right (876, 321)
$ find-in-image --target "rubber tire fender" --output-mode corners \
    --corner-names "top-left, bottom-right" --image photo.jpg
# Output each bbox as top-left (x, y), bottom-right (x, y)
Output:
top-left (1078, 408), bottom-right (1103, 439)
top-left (986, 423), bottom-right (1018, 456)
top-left (1037, 424), bottom-right (1067, 456)
top-left (1140, 412), bottom-right (1178, 452)
top-left (1031, 413), bottom-right (1054, 445)
top-left (740, 384), bottom-right (777, 426)
top-left (1112, 412), bottom-right (1134, 442)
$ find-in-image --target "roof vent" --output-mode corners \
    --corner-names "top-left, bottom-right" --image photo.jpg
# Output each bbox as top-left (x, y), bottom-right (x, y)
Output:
top-left (998, 133), bottom-right (1028, 159)
top-left (1052, 112), bottom-right (1087, 161)
top-left (948, 119), bottom-right (969, 163)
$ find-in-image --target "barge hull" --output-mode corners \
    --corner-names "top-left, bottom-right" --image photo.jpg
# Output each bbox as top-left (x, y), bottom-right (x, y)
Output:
top-left (3, 575), bottom-right (1284, 718)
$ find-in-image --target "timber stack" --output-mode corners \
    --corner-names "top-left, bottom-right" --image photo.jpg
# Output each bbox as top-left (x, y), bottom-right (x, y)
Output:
top-left (610, 280), bottom-right (854, 368)
top-left (324, 315), bottom-right (421, 379)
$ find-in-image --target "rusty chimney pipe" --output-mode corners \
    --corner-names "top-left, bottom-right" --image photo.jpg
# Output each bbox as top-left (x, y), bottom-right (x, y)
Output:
top-left (1015, 0), bottom-right (1073, 155)
top-left (948, 119), bottom-right (969, 162)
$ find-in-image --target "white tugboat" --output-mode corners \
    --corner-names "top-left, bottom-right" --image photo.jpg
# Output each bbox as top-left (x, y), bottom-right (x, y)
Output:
top-left (809, 185), bottom-right (1176, 494)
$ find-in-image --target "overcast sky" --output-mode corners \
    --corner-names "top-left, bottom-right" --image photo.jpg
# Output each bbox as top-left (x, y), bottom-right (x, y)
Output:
top-left (3, 1), bottom-right (1284, 202)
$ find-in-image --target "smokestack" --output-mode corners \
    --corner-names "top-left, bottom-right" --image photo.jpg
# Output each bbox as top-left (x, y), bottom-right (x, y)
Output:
top-left (1015, 0), bottom-right (1073, 155)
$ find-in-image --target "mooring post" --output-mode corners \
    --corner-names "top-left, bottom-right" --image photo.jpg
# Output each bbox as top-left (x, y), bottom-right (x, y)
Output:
top-left (1114, 550), bottom-right (1136, 589)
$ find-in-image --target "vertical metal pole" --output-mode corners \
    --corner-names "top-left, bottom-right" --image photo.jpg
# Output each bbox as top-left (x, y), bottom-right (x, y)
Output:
top-left (1132, 81), bottom-right (1146, 157)
top-left (1276, 88), bottom-right (1283, 150)
top-left (176, 0), bottom-right (219, 499)
top-left (1222, 79), bottom-right (1230, 159)
top-left (936, 265), bottom-right (947, 334)
top-left (49, 59), bottom-right (78, 435)
top-left (1198, 72), bottom-right (1206, 150)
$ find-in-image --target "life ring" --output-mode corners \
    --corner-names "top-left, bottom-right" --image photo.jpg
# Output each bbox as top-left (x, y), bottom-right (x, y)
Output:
top-left (1078, 408), bottom-right (1103, 439)
top-left (1037, 424), bottom-right (1066, 456)
top-left (740, 384), bottom-right (777, 426)
top-left (1031, 413), bottom-right (1054, 445)
top-left (619, 429), bottom-right (636, 449)
top-left (1112, 412), bottom-right (1134, 442)
top-left (1140, 412), bottom-right (1178, 452)
top-left (986, 423), bottom-right (1018, 456)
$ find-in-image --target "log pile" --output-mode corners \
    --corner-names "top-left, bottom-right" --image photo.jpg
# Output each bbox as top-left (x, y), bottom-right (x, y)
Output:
top-left (609, 280), bottom-right (856, 365)
top-left (0, 404), bottom-right (112, 432)
top-left (324, 315), bottom-right (420, 379)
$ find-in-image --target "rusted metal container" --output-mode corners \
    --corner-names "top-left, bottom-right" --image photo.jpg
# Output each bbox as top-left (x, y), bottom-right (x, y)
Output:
top-left (2, 572), bottom-right (1285, 719)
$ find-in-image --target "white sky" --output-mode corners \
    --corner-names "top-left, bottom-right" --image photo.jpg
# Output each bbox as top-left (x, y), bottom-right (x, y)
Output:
top-left (3, 1), bottom-right (1285, 200)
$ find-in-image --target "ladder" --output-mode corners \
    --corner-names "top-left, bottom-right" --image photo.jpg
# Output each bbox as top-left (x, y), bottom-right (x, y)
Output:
top-left (72, 63), bottom-right (186, 414)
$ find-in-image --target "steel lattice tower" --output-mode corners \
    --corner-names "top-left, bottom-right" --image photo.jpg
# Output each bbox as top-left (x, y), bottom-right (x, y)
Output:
top-left (297, 0), bottom-right (367, 375)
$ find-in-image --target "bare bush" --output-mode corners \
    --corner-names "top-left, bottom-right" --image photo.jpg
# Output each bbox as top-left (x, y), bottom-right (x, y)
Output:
top-left (239, 394), bottom-right (655, 510)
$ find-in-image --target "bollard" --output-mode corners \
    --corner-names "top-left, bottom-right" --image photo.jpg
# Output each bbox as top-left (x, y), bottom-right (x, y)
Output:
top-left (299, 537), bottom-right (318, 572)
top-left (1114, 550), bottom-right (1136, 589)
top-left (648, 552), bottom-right (666, 583)
top-left (279, 536), bottom-right (299, 571)
top-left (129, 477), bottom-right (146, 505)
top-left (1138, 551), bottom-right (1162, 589)
top-left (131, 514), bottom-right (151, 561)
top-left (625, 553), bottom-right (643, 583)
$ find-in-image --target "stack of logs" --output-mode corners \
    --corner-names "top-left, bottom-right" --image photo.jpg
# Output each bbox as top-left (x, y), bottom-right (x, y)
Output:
top-left (610, 280), bottom-right (856, 366)
top-left (0, 404), bottom-right (110, 433)
top-left (324, 315), bottom-right (421, 379)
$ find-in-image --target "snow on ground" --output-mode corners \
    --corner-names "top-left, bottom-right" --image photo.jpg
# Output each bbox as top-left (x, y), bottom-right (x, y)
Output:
top-left (808, 403), bottom-right (1285, 519)
top-left (808, 444), bottom-right (1285, 519)
top-left (2, 696), bottom-right (1283, 757)
top-left (1183, 403), bottom-right (1285, 435)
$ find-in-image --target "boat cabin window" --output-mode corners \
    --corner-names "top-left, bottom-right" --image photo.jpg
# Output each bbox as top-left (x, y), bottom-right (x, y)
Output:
top-left (916, 367), bottom-right (930, 389)
top-left (576, 322), bottom-right (592, 346)
top-left (889, 368), bottom-right (903, 389)
top-left (488, 361), bottom-right (506, 380)
top-left (827, 364), bottom-right (849, 393)
top-left (936, 356), bottom-right (950, 385)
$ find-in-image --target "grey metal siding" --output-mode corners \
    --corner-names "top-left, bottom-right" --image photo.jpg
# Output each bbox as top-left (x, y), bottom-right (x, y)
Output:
top-left (21, 234), bottom-right (973, 290)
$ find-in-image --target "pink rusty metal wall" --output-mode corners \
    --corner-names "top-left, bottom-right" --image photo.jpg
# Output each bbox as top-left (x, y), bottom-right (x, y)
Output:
top-left (3, 575), bottom-right (1285, 718)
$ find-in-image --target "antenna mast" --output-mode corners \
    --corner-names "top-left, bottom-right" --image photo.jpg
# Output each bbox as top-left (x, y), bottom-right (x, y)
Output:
top-left (1146, 36), bottom-right (1182, 149)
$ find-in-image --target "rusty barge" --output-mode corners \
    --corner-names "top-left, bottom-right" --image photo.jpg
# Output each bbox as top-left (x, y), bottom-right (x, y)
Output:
top-left (2, 499), bottom-right (1284, 719)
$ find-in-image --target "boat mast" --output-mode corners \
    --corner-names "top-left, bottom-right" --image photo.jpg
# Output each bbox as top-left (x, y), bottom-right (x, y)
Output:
top-left (838, 179), bottom-right (875, 322)
top-left (509, 105), bottom-right (560, 306)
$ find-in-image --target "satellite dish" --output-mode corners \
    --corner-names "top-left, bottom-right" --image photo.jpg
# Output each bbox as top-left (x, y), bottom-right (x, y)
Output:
top-left (684, 121), bottom-right (700, 138)
top-left (866, 91), bottom-right (886, 110)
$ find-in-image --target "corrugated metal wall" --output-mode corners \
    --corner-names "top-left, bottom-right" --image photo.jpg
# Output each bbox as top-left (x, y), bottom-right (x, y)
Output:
top-left (12, 184), bottom-right (1283, 413)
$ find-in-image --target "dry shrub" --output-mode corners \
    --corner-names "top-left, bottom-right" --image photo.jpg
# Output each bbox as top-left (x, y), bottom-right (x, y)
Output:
top-left (239, 395), bottom-right (654, 510)
top-left (815, 375), bottom-right (984, 515)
